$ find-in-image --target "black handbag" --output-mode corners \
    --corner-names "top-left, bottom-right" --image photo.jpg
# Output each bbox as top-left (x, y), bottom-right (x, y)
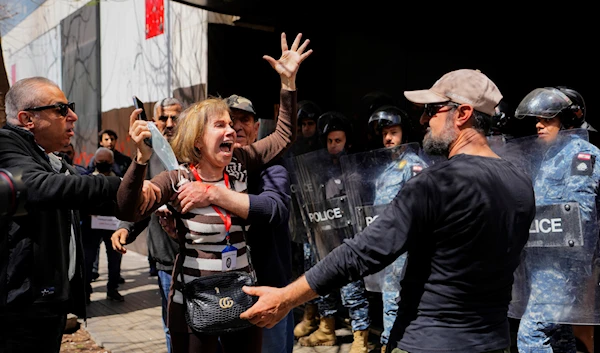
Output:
top-left (179, 270), bottom-right (257, 334)
top-left (176, 170), bottom-right (257, 334)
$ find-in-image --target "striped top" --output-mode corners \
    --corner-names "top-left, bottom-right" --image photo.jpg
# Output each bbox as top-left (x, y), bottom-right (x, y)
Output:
top-left (171, 167), bottom-right (252, 304)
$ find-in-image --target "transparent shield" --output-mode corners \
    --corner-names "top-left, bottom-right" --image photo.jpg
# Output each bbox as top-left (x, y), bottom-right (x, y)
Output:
top-left (494, 128), bottom-right (600, 323)
top-left (340, 142), bottom-right (428, 292)
top-left (295, 149), bottom-right (355, 262)
top-left (282, 157), bottom-right (310, 244)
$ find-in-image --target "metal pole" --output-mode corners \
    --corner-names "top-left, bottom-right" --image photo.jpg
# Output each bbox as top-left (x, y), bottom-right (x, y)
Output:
top-left (166, 0), bottom-right (171, 96)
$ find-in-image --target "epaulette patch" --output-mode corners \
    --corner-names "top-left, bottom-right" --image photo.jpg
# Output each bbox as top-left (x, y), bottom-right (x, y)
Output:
top-left (571, 153), bottom-right (595, 176)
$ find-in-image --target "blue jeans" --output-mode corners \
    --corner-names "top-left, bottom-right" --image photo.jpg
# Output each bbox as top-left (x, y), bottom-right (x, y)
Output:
top-left (262, 310), bottom-right (295, 353)
top-left (158, 269), bottom-right (173, 353)
top-left (381, 254), bottom-right (407, 345)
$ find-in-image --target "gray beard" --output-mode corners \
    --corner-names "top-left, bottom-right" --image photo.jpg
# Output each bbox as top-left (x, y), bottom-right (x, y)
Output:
top-left (423, 123), bottom-right (457, 157)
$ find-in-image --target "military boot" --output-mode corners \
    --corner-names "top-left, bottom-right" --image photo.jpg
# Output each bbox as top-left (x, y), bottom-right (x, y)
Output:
top-left (298, 316), bottom-right (336, 346)
top-left (349, 329), bottom-right (369, 353)
top-left (293, 303), bottom-right (319, 338)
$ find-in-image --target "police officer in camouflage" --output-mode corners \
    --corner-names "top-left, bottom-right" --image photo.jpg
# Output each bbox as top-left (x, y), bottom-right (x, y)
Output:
top-left (295, 112), bottom-right (371, 353)
top-left (514, 86), bottom-right (600, 353)
top-left (368, 105), bottom-right (428, 353)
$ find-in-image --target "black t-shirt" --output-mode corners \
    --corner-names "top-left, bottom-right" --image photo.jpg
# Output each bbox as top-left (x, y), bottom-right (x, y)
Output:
top-left (306, 154), bottom-right (535, 353)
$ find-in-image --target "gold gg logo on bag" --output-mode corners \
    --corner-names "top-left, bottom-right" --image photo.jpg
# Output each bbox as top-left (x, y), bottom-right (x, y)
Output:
top-left (219, 297), bottom-right (234, 309)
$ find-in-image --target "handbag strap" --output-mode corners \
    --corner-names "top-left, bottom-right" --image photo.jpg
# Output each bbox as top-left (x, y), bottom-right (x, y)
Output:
top-left (176, 165), bottom-right (257, 286)
top-left (241, 224), bottom-right (257, 283)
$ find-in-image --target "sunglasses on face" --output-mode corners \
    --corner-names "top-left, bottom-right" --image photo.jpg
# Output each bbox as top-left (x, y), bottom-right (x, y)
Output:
top-left (25, 102), bottom-right (75, 117)
top-left (158, 115), bottom-right (178, 123)
top-left (424, 102), bottom-right (460, 117)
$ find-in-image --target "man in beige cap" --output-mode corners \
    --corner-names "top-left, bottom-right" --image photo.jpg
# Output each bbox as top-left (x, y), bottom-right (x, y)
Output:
top-left (238, 69), bottom-right (536, 353)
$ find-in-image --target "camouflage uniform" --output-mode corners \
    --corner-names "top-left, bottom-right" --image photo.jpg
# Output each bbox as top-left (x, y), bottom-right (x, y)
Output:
top-left (517, 133), bottom-right (600, 353)
top-left (302, 217), bottom-right (370, 330)
top-left (374, 151), bottom-right (428, 346)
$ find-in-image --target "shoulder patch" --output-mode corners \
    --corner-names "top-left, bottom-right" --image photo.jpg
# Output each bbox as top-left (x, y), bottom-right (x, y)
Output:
top-left (412, 165), bottom-right (423, 177)
top-left (571, 153), bottom-right (595, 176)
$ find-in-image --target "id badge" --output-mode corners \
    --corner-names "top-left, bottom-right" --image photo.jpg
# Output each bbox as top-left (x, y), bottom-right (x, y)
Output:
top-left (222, 244), bottom-right (237, 272)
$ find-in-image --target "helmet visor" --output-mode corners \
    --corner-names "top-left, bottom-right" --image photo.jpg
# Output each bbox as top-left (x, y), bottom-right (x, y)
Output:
top-left (298, 108), bottom-right (317, 122)
top-left (515, 88), bottom-right (572, 119)
top-left (368, 111), bottom-right (402, 134)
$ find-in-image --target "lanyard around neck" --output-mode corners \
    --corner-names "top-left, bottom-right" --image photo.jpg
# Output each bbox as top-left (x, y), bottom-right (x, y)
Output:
top-left (188, 164), bottom-right (232, 242)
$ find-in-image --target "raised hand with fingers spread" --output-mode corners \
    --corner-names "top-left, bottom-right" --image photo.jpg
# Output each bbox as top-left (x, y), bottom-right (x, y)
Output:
top-left (263, 32), bottom-right (313, 91)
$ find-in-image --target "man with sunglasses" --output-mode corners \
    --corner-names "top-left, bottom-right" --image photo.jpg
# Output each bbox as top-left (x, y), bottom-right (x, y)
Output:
top-left (240, 69), bottom-right (536, 353)
top-left (0, 76), bottom-right (159, 353)
top-left (110, 96), bottom-right (182, 353)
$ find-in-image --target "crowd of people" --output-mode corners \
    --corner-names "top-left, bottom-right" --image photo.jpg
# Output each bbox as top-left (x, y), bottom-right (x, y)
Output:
top-left (1, 31), bottom-right (600, 353)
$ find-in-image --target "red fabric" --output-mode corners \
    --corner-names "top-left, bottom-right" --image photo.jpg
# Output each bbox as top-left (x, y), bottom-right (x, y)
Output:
top-left (145, 0), bottom-right (164, 39)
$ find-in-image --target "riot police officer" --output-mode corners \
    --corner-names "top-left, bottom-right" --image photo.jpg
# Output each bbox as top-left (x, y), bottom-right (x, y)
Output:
top-left (294, 111), bottom-right (371, 353)
top-left (367, 105), bottom-right (429, 353)
top-left (514, 86), bottom-right (600, 353)
top-left (286, 100), bottom-right (323, 157)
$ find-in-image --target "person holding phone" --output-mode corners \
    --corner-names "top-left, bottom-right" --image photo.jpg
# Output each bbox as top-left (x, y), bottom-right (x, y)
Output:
top-left (116, 32), bottom-right (311, 353)
top-left (111, 97), bottom-right (183, 353)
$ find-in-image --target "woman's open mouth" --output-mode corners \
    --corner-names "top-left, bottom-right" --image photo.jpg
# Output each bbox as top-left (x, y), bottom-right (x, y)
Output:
top-left (220, 141), bottom-right (233, 153)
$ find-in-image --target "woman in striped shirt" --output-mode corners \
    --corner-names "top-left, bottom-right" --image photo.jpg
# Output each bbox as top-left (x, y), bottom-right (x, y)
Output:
top-left (117, 32), bottom-right (311, 353)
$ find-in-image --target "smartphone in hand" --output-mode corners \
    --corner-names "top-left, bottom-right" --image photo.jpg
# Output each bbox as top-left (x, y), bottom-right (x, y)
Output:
top-left (132, 95), bottom-right (148, 121)
top-left (132, 95), bottom-right (152, 147)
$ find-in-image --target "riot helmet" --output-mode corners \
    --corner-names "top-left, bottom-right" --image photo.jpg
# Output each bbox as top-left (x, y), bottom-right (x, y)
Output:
top-left (319, 111), bottom-right (352, 137)
top-left (367, 105), bottom-right (411, 142)
top-left (555, 86), bottom-right (586, 128)
top-left (298, 100), bottom-right (321, 139)
top-left (318, 111), bottom-right (353, 155)
top-left (298, 100), bottom-right (322, 123)
top-left (515, 87), bottom-right (586, 129)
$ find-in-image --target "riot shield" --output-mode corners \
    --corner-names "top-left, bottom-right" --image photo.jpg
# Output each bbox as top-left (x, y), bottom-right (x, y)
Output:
top-left (494, 128), bottom-right (600, 324)
top-left (295, 148), bottom-right (355, 262)
top-left (282, 157), bottom-right (310, 244)
top-left (340, 142), bottom-right (427, 292)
